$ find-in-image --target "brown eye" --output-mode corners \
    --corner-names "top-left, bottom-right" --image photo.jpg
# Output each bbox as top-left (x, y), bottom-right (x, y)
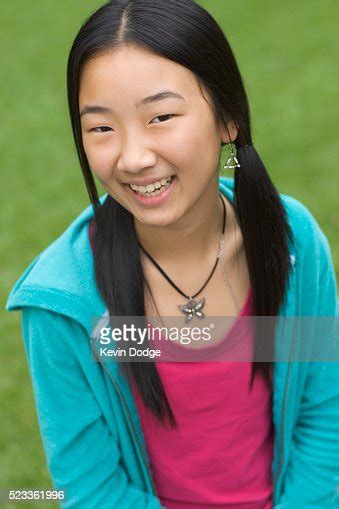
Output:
top-left (150, 114), bottom-right (175, 124)
top-left (90, 126), bottom-right (112, 133)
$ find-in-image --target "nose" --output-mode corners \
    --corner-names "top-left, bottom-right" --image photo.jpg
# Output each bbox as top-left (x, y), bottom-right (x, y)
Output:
top-left (116, 133), bottom-right (158, 175)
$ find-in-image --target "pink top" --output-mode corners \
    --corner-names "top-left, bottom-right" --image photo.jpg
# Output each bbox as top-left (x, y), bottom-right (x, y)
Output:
top-left (131, 290), bottom-right (274, 508)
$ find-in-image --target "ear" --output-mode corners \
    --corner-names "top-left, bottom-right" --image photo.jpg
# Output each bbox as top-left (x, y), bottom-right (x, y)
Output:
top-left (220, 120), bottom-right (238, 144)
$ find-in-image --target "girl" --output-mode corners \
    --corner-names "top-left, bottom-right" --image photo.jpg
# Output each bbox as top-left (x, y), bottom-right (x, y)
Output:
top-left (6, 1), bottom-right (338, 508)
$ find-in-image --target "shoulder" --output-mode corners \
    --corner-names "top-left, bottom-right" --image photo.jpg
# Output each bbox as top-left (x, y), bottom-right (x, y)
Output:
top-left (280, 193), bottom-right (327, 246)
top-left (219, 177), bottom-right (337, 313)
top-left (220, 176), bottom-right (331, 265)
top-left (280, 193), bottom-right (333, 271)
top-left (6, 198), bottom-right (107, 332)
top-left (280, 193), bottom-right (337, 315)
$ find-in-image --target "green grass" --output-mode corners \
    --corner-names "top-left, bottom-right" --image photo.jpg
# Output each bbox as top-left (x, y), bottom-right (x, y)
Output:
top-left (1, 0), bottom-right (338, 506)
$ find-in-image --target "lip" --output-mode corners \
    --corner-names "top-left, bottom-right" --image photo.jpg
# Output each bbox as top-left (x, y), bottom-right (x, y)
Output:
top-left (125, 176), bottom-right (176, 207)
top-left (125, 175), bottom-right (175, 187)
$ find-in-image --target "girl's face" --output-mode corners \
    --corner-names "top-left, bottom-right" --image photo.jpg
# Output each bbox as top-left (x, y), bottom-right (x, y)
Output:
top-left (79, 44), bottom-right (235, 227)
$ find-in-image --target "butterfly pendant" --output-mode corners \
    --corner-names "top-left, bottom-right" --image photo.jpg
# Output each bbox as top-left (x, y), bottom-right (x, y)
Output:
top-left (178, 297), bottom-right (205, 324)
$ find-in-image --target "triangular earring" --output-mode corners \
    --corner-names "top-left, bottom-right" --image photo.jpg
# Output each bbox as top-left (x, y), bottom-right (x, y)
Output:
top-left (223, 143), bottom-right (241, 169)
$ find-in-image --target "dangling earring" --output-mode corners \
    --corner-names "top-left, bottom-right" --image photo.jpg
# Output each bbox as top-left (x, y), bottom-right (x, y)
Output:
top-left (223, 143), bottom-right (240, 169)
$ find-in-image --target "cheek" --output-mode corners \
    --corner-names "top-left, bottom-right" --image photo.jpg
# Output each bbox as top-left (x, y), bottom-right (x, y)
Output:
top-left (194, 117), bottom-right (221, 172)
top-left (197, 133), bottom-right (221, 173)
top-left (83, 142), bottom-right (117, 181)
top-left (169, 120), bottom-right (220, 176)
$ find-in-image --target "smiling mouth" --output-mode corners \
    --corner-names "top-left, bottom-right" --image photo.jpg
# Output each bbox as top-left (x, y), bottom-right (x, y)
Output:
top-left (127, 175), bottom-right (176, 197)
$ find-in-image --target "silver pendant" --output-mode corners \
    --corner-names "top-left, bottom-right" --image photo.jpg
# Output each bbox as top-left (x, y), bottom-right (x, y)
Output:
top-left (223, 143), bottom-right (241, 169)
top-left (224, 155), bottom-right (240, 169)
top-left (178, 297), bottom-right (205, 323)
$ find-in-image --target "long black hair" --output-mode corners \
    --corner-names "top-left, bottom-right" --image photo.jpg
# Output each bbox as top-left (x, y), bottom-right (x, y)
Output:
top-left (67, 0), bottom-right (293, 428)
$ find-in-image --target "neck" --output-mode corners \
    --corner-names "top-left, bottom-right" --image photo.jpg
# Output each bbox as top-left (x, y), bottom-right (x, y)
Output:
top-left (134, 184), bottom-right (225, 266)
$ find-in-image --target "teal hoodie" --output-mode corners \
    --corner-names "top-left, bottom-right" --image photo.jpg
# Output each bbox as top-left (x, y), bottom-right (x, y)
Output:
top-left (6, 177), bottom-right (339, 508)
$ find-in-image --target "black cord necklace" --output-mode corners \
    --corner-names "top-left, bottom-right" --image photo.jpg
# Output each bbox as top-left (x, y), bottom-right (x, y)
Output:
top-left (137, 193), bottom-right (226, 323)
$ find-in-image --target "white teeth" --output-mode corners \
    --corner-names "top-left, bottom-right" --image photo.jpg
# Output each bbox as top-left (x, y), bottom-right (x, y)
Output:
top-left (129, 176), bottom-right (173, 194)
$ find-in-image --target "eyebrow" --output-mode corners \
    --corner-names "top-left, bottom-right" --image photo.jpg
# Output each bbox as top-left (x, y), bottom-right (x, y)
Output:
top-left (80, 89), bottom-right (185, 118)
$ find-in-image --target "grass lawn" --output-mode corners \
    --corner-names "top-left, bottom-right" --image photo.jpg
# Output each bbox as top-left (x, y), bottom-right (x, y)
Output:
top-left (1, 1), bottom-right (338, 506)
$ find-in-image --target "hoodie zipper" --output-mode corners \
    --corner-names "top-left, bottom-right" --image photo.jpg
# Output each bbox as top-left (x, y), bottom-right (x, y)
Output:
top-left (272, 350), bottom-right (293, 493)
top-left (90, 339), bottom-right (158, 496)
top-left (273, 258), bottom-right (298, 497)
